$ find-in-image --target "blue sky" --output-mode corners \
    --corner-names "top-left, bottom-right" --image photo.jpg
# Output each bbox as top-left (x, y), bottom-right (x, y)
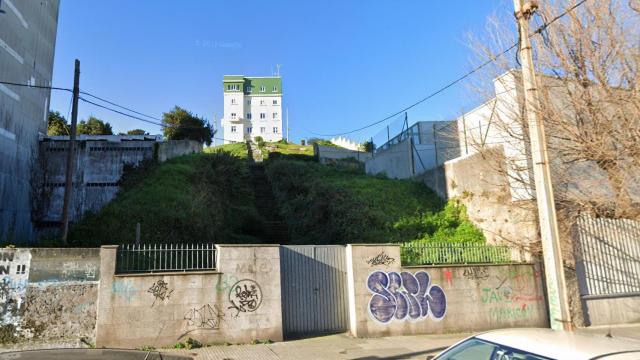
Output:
top-left (50, 1), bottom-right (513, 144)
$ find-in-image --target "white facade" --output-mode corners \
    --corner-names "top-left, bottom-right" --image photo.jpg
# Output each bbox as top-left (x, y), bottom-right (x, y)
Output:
top-left (221, 76), bottom-right (283, 144)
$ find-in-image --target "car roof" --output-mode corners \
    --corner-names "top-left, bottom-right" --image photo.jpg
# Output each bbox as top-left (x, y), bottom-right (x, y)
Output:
top-left (475, 328), bottom-right (640, 359)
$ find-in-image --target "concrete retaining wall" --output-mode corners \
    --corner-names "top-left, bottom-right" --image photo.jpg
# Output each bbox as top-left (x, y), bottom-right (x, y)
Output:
top-left (314, 144), bottom-right (372, 164)
top-left (95, 245), bottom-right (283, 348)
top-left (346, 244), bottom-right (548, 338)
top-left (365, 141), bottom-right (413, 179)
top-left (157, 140), bottom-right (202, 163)
top-left (0, 248), bottom-right (100, 345)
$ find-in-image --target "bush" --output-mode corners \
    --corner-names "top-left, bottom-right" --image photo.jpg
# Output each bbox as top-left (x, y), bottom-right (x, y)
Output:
top-left (265, 159), bottom-right (483, 245)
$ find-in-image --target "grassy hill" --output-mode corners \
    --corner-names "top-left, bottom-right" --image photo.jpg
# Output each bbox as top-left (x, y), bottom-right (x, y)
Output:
top-left (265, 156), bottom-right (484, 245)
top-left (68, 143), bottom-right (267, 246)
top-left (64, 140), bottom-right (483, 246)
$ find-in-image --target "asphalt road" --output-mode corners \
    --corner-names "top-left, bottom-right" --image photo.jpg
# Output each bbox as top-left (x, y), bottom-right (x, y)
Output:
top-left (0, 349), bottom-right (192, 360)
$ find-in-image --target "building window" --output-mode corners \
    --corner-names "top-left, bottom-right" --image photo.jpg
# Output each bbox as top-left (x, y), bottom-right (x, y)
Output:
top-left (272, 112), bottom-right (278, 119)
top-left (231, 113), bottom-right (237, 119)
top-left (273, 86), bottom-right (277, 92)
top-left (273, 99), bottom-right (278, 105)
top-left (231, 98), bottom-right (236, 104)
top-left (260, 85), bottom-right (266, 92)
top-left (260, 127), bottom-right (266, 134)
top-left (247, 99), bottom-right (251, 105)
top-left (246, 113), bottom-right (252, 119)
top-left (231, 126), bottom-right (237, 133)
top-left (247, 86), bottom-right (252, 93)
top-left (260, 100), bottom-right (265, 105)
top-left (273, 127), bottom-right (279, 133)
top-left (247, 127), bottom-right (252, 133)
top-left (260, 113), bottom-right (266, 119)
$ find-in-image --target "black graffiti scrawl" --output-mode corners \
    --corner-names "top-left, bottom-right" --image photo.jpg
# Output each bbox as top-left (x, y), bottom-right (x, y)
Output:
top-left (228, 279), bottom-right (262, 317)
top-left (147, 279), bottom-right (174, 307)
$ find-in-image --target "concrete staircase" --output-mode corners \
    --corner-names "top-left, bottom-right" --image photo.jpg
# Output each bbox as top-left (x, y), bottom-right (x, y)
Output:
top-left (247, 142), bottom-right (289, 243)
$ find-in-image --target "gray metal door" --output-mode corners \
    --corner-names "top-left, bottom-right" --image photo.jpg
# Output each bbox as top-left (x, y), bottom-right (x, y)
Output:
top-left (280, 245), bottom-right (349, 339)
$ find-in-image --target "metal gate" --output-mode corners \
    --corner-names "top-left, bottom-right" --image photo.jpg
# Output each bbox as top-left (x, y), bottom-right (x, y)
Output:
top-left (280, 245), bottom-right (349, 339)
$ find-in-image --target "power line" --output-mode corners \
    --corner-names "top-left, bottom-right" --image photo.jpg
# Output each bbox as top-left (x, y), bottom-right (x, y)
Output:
top-left (79, 90), bottom-right (162, 121)
top-left (0, 80), bottom-right (72, 92)
top-left (309, 0), bottom-right (588, 138)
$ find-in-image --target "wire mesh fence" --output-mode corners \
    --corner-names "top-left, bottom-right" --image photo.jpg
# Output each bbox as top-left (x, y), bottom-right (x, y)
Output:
top-left (115, 243), bottom-right (217, 274)
top-left (401, 242), bottom-right (516, 266)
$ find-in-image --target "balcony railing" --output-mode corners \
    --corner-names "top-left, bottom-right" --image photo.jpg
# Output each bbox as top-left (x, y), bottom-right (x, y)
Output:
top-left (115, 243), bottom-right (216, 274)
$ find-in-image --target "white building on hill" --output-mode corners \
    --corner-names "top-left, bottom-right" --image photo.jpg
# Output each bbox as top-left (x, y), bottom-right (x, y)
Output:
top-left (221, 75), bottom-right (283, 144)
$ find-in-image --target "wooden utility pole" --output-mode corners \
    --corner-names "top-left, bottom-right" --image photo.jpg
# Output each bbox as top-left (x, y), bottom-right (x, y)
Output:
top-left (60, 59), bottom-right (80, 243)
top-left (513, 0), bottom-right (572, 330)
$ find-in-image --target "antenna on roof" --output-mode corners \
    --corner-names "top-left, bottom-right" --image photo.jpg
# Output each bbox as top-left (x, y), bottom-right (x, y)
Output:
top-left (276, 64), bottom-right (281, 77)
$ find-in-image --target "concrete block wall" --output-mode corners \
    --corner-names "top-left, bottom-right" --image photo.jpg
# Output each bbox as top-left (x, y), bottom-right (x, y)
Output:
top-left (95, 244), bottom-right (282, 348)
top-left (346, 244), bottom-right (548, 338)
top-left (365, 141), bottom-right (413, 179)
top-left (157, 140), bottom-right (202, 163)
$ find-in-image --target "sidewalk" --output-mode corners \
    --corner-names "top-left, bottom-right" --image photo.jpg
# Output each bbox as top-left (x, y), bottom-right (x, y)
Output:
top-left (165, 332), bottom-right (470, 360)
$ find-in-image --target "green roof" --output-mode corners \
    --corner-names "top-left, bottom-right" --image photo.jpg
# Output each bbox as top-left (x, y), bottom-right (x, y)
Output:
top-left (223, 75), bottom-right (282, 95)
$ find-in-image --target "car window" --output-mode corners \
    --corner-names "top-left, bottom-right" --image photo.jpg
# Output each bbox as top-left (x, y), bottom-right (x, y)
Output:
top-left (436, 338), bottom-right (499, 360)
top-left (436, 338), bottom-right (554, 360)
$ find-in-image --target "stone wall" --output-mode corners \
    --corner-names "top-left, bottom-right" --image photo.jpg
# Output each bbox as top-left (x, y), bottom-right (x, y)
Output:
top-left (346, 244), bottom-right (548, 338)
top-left (96, 245), bottom-right (283, 348)
top-left (0, 248), bottom-right (100, 346)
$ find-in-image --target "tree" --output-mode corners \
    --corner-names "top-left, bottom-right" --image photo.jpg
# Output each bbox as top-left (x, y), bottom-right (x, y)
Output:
top-left (77, 116), bottom-right (113, 135)
top-left (361, 140), bottom-right (374, 153)
top-left (126, 129), bottom-right (148, 135)
top-left (162, 106), bottom-right (213, 145)
top-left (467, 0), bottom-right (639, 220)
top-left (47, 111), bottom-right (70, 136)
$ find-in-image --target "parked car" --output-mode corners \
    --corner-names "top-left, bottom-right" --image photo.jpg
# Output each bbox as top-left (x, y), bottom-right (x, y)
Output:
top-left (429, 328), bottom-right (640, 360)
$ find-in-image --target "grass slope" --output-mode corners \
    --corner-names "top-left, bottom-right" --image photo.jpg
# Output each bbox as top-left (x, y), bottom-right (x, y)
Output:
top-left (69, 144), bottom-right (267, 245)
top-left (265, 157), bottom-right (484, 245)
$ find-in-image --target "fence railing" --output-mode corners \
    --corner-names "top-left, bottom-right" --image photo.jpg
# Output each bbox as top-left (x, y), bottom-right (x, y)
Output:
top-left (115, 243), bottom-right (217, 274)
top-left (401, 242), bottom-right (516, 266)
top-left (575, 215), bottom-right (640, 297)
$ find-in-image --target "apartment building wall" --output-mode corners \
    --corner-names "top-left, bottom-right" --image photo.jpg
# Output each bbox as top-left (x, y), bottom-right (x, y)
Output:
top-left (0, 0), bottom-right (60, 242)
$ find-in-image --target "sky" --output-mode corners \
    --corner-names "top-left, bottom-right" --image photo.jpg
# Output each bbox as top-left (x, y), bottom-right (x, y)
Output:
top-left (50, 1), bottom-right (515, 145)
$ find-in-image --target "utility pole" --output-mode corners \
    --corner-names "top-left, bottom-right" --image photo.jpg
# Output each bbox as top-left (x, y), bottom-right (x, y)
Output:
top-left (513, 0), bottom-right (572, 331)
top-left (286, 107), bottom-right (289, 142)
top-left (60, 59), bottom-right (80, 243)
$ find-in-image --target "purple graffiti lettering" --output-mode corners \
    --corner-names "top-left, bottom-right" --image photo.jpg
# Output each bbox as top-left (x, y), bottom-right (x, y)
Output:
top-left (367, 270), bottom-right (447, 324)
top-left (366, 271), bottom-right (395, 323)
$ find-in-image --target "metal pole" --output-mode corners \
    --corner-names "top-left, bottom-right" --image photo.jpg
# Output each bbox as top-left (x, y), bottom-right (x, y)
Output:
top-left (462, 112), bottom-right (469, 155)
top-left (513, 0), bottom-right (572, 331)
top-left (286, 107), bottom-right (289, 143)
top-left (433, 123), bottom-right (438, 167)
top-left (60, 59), bottom-right (80, 243)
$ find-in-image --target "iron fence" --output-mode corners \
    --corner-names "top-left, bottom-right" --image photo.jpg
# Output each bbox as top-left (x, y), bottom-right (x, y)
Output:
top-left (575, 215), bottom-right (640, 297)
top-left (401, 242), bottom-right (516, 266)
top-left (115, 243), bottom-right (217, 274)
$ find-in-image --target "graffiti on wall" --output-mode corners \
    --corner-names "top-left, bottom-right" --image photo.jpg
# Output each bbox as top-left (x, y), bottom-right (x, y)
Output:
top-left (148, 279), bottom-right (174, 307)
top-left (180, 304), bottom-right (225, 338)
top-left (228, 279), bottom-right (262, 317)
top-left (61, 261), bottom-right (98, 281)
top-left (366, 252), bottom-right (396, 267)
top-left (479, 266), bottom-right (544, 322)
top-left (367, 270), bottom-right (447, 323)
top-left (0, 249), bottom-right (31, 325)
top-left (462, 266), bottom-right (490, 281)
top-left (112, 280), bottom-right (137, 303)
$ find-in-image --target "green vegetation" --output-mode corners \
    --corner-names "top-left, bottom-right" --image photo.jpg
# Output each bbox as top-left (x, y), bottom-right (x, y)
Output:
top-left (162, 106), bottom-right (214, 145)
top-left (205, 142), bottom-right (249, 159)
top-left (69, 148), bottom-right (265, 245)
top-left (172, 338), bottom-right (202, 350)
top-left (265, 159), bottom-right (484, 245)
top-left (258, 140), bottom-right (313, 160)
